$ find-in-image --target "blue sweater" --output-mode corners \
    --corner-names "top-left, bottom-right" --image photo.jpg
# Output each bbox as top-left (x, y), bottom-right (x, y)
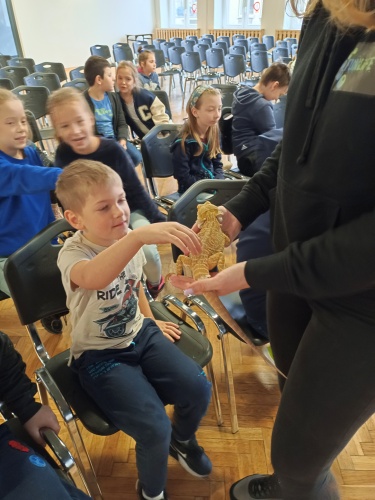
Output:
top-left (0, 146), bottom-right (62, 257)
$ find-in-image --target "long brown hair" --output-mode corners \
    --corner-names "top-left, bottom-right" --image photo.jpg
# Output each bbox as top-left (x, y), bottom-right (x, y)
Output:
top-left (290, 0), bottom-right (375, 28)
top-left (179, 86), bottom-right (222, 158)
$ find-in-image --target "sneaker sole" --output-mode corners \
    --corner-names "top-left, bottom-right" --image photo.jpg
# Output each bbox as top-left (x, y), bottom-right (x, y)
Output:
top-left (169, 446), bottom-right (210, 478)
top-left (229, 474), bottom-right (282, 500)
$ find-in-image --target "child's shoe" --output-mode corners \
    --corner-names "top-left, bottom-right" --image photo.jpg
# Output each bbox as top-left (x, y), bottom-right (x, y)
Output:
top-left (169, 435), bottom-right (212, 477)
top-left (146, 276), bottom-right (165, 299)
top-left (136, 480), bottom-right (168, 500)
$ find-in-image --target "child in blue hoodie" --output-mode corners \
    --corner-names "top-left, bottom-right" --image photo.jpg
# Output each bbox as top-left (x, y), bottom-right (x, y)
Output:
top-left (232, 62), bottom-right (290, 177)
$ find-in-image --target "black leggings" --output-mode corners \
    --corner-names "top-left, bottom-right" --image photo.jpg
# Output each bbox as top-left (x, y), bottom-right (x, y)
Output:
top-left (268, 290), bottom-right (375, 499)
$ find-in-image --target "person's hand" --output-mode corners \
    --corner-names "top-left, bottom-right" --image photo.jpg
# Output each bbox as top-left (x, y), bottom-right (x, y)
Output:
top-left (23, 405), bottom-right (60, 447)
top-left (181, 262), bottom-right (249, 296)
top-left (155, 320), bottom-right (181, 342)
top-left (132, 222), bottom-right (202, 256)
top-left (192, 206), bottom-right (242, 243)
top-left (119, 139), bottom-right (127, 150)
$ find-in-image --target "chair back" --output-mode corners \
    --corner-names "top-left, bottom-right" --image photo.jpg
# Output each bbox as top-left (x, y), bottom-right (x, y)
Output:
top-left (62, 78), bottom-right (89, 91)
top-left (232, 34), bottom-right (245, 44)
top-left (216, 36), bottom-right (230, 49)
top-left (12, 85), bottom-right (50, 120)
top-left (291, 43), bottom-right (298, 57)
top-left (211, 83), bottom-right (237, 108)
top-left (250, 42), bottom-right (267, 53)
top-left (160, 41), bottom-right (175, 61)
top-left (285, 37), bottom-right (298, 56)
top-left (69, 66), bottom-right (85, 80)
top-left (262, 35), bottom-right (275, 50)
top-left (141, 123), bottom-right (181, 179)
top-left (170, 37), bottom-right (182, 47)
top-left (113, 43), bottom-right (134, 63)
top-left (199, 37), bottom-right (212, 47)
top-left (153, 38), bottom-right (166, 50)
top-left (212, 41), bottom-right (228, 55)
top-left (186, 35), bottom-right (199, 43)
top-left (206, 47), bottom-right (224, 69)
top-left (8, 57), bottom-right (35, 73)
top-left (181, 39), bottom-right (196, 53)
top-left (133, 40), bottom-right (148, 55)
top-left (181, 51), bottom-right (201, 74)
top-left (0, 78), bottom-right (13, 90)
top-left (34, 62), bottom-right (67, 82)
top-left (4, 219), bottom-right (73, 325)
top-left (229, 45), bottom-right (246, 58)
top-left (143, 44), bottom-right (156, 51)
top-left (89, 44), bottom-right (111, 59)
top-left (202, 34), bottom-right (214, 43)
top-left (150, 89), bottom-right (172, 119)
top-left (219, 106), bottom-right (233, 155)
top-left (0, 66), bottom-right (29, 87)
top-left (153, 49), bottom-right (166, 68)
top-left (250, 50), bottom-right (269, 73)
top-left (234, 39), bottom-right (249, 53)
top-left (272, 47), bottom-right (289, 62)
top-left (193, 43), bottom-right (209, 65)
top-left (224, 54), bottom-right (246, 79)
top-left (168, 46), bottom-right (185, 66)
top-left (25, 109), bottom-right (45, 147)
top-left (24, 72), bottom-right (61, 92)
top-left (276, 40), bottom-right (288, 49)
top-left (247, 36), bottom-right (259, 45)
top-left (0, 55), bottom-right (11, 67)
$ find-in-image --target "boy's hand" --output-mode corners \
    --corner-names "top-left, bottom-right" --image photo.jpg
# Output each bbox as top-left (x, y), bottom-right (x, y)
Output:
top-left (23, 405), bottom-right (60, 447)
top-left (133, 222), bottom-right (202, 256)
top-left (119, 139), bottom-right (127, 150)
top-left (155, 320), bottom-right (181, 342)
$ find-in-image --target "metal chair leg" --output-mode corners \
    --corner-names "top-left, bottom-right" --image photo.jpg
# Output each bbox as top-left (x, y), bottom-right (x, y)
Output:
top-left (219, 333), bottom-right (239, 433)
top-left (205, 360), bottom-right (223, 427)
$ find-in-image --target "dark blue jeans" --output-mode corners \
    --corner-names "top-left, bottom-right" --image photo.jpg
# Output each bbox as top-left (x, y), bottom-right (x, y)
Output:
top-left (0, 423), bottom-right (89, 499)
top-left (72, 319), bottom-right (212, 497)
top-left (126, 140), bottom-right (143, 166)
top-left (269, 291), bottom-right (375, 499)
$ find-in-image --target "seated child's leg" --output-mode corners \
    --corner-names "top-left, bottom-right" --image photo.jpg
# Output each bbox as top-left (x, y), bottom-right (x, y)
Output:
top-left (130, 211), bottom-right (162, 287)
top-left (0, 258), bottom-right (11, 297)
top-left (126, 140), bottom-right (143, 167)
top-left (72, 348), bottom-right (171, 497)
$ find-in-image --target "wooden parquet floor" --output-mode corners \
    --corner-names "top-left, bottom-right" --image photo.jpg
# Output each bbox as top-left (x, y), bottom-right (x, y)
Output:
top-left (1, 79), bottom-right (375, 499)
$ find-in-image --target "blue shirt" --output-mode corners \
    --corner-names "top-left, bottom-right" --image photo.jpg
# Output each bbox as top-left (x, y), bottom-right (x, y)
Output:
top-left (91, 93), bottom-right (115, 138)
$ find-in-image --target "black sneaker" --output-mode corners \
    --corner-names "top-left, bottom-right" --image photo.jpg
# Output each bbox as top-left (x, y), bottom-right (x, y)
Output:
top-left (136, 480), bottom-right (168, 500)
top-left (41, 315), bottom-right (63, 334)
top-left (169, 435), bottom-right (212, 477)
top-left (230, 474), bottom-right (282, 499)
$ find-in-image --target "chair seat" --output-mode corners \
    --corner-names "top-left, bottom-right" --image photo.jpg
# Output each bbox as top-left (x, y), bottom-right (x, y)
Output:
top-left (45, 350), bottom-right (118, 436)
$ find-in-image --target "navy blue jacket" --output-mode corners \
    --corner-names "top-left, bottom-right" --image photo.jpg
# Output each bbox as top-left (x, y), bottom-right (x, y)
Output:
top-left (171, 137), bottom-right (224, 194)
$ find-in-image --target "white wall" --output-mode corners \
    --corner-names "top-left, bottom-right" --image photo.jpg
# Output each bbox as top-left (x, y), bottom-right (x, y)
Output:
top-left (12, 0), bottom-right (155, 68)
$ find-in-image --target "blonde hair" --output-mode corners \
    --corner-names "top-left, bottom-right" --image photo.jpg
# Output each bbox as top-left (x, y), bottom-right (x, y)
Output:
top-left (290, 0), bottom-right (375, 28)
top-left (116, 61), bottom-right (141, 92)
top-left (179, 86), bottom-right (222, 158)
top-left (0, 89), bottom-right (32, 143)
top-left (56, 159), bottom-right (122, 212)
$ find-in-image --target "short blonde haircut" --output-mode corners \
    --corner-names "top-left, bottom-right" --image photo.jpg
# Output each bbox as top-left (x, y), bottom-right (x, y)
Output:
top-left (116, 60), bottom-right (141, 92)
top-left (47, 87), bottom-right (93, 121)
top-left (56, 159), bottom-right (122, 212)
top-left (291, 0), bottom-right (375, 29)
top-left (0, 88), bottom-right (20, 106)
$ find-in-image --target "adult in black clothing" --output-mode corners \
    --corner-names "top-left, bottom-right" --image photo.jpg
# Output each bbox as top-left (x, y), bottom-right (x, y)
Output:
top-left (181, 0), bottom-right (375, 498)
top-left (0, 331), bottom-right (90, 499)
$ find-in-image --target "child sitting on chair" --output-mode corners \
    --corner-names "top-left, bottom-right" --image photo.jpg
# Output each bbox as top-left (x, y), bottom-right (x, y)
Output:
top-left (116, 61), bottom-right (170, 140)
top-left (56, 160), bottom-right (212, 500)
top-left (138, 49), bottom-right (161, 91)
top-left (48, 87), bottom-right (166, 298)
top-left (83, 55), bottom-right (142, 168)
top-left (170, 85), bottom-right (224, 194)
top-left (0, 89), bottom-right (64, 334)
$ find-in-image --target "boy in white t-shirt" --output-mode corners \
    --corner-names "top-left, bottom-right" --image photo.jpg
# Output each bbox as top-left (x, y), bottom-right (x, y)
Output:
top-left (56, 160), bottom-right (212, 500)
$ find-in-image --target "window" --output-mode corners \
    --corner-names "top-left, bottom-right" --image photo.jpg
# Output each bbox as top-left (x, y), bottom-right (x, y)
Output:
top-left (170, 0), bottom-right (197, 27)
top-left (0, 0), bottom-right (22, 57)
top-left (283, 0), bottom-right (307, 30)
top-left (222, 0), bottom-right (263, 29)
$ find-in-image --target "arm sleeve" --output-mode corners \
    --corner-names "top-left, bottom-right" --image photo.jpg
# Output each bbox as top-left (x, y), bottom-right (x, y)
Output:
top-left (256, 102), bottom-right (276, 134)
top-left (0, 332), bottom-right (41, 423)
top-left (150, 97), bottom-right (170, 125)
top-left (172, 141), bottom-right (200, 190)
top-left (0, 160), bottom-right (62, 197)
top-left (212, 153), bottom-right (224, 179)
top-left (112, 93), bottom-right (130, 141)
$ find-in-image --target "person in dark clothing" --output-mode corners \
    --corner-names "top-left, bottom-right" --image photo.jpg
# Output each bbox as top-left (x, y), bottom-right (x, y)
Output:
top-left (232, 62), bottom-right (290, 177)
top-left (0, 331), bottom-right (90, 499)
top-left (47, 87), bottom-right (167, 298)
top-left (178, 1), bottom-right (375, 498)
top-left (171, 85), bottom-right (224, 194)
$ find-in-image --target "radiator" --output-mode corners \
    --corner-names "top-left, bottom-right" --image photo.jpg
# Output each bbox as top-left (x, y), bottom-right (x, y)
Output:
top-left (275, 29), bottom-right (300, 41)
top-left (209, 29), bottom-right (264, 39)
top-left (155, 28), bottom-right (201, 40)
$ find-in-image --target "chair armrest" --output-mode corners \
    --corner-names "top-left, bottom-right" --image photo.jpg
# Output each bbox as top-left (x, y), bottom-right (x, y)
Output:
top-left (41, 427), bottom-right (75, 471)
top-left (162, 294), bottom-right (205, 334)
top-left (36, 367), bottom-right (75, 424)
top-left (184, 295), bottom-right (228, 338)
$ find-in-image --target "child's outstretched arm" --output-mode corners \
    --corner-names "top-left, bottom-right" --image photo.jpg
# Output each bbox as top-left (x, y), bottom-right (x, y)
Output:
top-left (0, 161), bottom-right (62, 196)
top-left (69, 222), bottom-right (201, 290)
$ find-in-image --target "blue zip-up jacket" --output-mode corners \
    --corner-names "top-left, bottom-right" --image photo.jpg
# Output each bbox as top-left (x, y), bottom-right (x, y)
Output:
top-left (170, 137), bottom-right (224, 194)
top-left (0, 146), bottom-right (62, 257)
top-left (138, 71), bottom-right (160, 91)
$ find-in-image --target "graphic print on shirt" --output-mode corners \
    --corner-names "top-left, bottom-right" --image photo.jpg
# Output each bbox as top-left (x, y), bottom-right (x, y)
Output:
top-left (94, 275), bottom-right (140, 338)
top-left (332, 42), bottom-right (375, 96)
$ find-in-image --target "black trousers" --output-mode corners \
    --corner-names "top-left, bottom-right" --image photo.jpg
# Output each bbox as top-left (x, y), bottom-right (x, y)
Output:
top-left (268, 290), bottom-right (375, 499)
